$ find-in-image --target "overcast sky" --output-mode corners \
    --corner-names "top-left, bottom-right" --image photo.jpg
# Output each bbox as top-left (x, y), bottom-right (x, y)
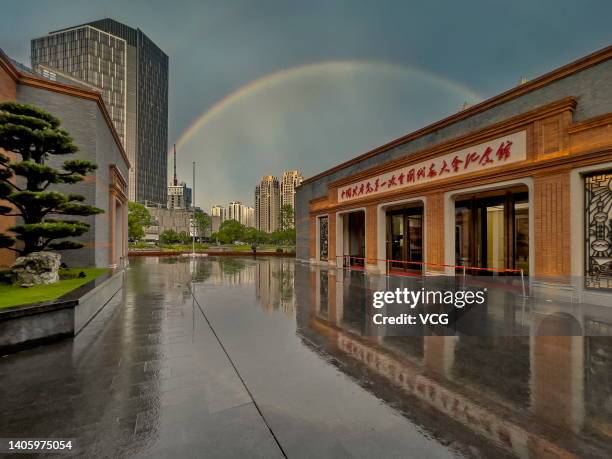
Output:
top-left (2, 0), bottom-right (611, 209)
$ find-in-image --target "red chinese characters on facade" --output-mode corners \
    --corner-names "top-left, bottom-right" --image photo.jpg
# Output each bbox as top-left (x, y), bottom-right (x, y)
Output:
top-left (479, 146), bottom-right (494, 165)
top-left (464, 152), bottom-right (480, 169)
top-left (451, 156), bottom-right (463, 172)
top-left (496, 141), bottom-right (512, 160)
top-left (340, 137), bottom-right (517, 200)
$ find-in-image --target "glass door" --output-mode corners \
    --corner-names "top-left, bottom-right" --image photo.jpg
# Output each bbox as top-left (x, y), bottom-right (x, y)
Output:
top-left (389, 214), bottom-right (405, 269)
top-left (348, 212), bottom-right (365, 267)
top-left (455, 190), bottom-right (528, 275)
top-left (386, 206), bottom-right (423, 273)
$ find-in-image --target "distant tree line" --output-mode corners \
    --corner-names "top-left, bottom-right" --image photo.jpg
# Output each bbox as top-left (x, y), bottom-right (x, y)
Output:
top-left (127, 203), bottom-right (294, 246)
top-left (211, 219), bottom-right (295, 246)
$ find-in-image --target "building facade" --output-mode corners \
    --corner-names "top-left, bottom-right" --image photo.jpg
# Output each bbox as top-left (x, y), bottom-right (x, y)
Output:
top-left (245, 206), bottom-right (255, 228)
top-left (297, 46), bottom-right (612, 306)
top-left (167, 183), bottom-right (192, 210)
top-left (211, 205), bottom-right (227, 221)
top-left (0, 48), bottom-right (130, 268)
top-left (255, 175), bottom-right (280, 233)
top-left (228, 201), bottom-right (244, 223)
top-left (281, 170), bottom-right (304, 209)
top-left (227, 201), bottom-right (255, 227)
top-left (31, 18), bottom-right (169, 205)
top-left (143, 206), bottom-right (205, 242)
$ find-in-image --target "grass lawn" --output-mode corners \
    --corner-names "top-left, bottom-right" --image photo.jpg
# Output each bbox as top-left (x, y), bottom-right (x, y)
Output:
top-left (0, 268), bottom-right (109, 309)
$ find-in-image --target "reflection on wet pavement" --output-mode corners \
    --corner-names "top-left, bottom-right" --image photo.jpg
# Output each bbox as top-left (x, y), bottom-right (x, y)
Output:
top-left (1, 256), bottom-right (611, 458)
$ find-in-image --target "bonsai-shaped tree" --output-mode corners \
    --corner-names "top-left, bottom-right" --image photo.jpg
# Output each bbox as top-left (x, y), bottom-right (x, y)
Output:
top-left (0, 102), bottom-right (103, 257)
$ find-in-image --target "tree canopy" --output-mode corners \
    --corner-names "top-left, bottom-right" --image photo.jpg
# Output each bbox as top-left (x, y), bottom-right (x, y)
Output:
top-left (128, 202), bottom-right (153, 241)
top-left (0, 102), bottom-right (103, 256)
top-left (194, 211), bottom-right (211, 238)
top-left (216, 219), bottom-right (245, 244)
top-left (280, 204), bottom-right (295, 230)
top-left (160, 229), bottom-right (190, 245)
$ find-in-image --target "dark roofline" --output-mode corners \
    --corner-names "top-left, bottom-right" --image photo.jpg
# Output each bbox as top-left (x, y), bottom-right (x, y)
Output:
top-left (0, 47), bottom-right (131, 170)
top-left (49, 18), bottom-right (135, 35)
top-left (47, 18), bottom-right (168, 58)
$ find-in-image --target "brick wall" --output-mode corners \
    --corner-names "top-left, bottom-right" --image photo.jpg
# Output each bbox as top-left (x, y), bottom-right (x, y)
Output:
top-left (533, 172), bottom-right (572, 276)
top-left (16, 85), bottom-right (128, 268)
top-left (0, 63), bottom-right (17, 267)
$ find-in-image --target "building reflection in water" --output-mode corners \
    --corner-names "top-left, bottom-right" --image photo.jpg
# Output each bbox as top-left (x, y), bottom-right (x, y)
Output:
top-left (188, 256), bottom-right (296, 317)
top-left (256, 257), bottom-right (296, 317)
top-left (295, 263), bottom-right (612, 458)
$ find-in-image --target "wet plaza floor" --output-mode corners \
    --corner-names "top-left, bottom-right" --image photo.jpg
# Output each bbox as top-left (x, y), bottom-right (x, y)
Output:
top-left (1, 256), bottom-right (611, 458)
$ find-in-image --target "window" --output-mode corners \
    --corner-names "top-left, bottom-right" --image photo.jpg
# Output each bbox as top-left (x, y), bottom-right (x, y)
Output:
top-left (585, 171), bottom-right (612, 290)
top-left (319, 216), bottom-right (328, 261)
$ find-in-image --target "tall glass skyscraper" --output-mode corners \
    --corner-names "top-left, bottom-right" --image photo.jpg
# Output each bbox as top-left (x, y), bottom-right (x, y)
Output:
top-left (31, 18), bottom-right (169, 205)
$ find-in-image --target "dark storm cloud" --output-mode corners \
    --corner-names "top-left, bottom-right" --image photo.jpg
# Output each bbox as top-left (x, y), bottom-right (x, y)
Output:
top-left (1, 0), bottom-right (611, 207)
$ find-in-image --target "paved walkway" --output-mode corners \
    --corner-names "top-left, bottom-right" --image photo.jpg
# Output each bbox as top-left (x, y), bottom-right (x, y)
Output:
top-left (0, 260), bottom-right (282, 458)
top-left (0, 257), bottom-right (516, 458)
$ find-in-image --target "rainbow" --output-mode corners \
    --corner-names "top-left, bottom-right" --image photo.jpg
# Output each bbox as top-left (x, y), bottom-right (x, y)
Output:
top-left (172, 60), bottom-right (482, 153)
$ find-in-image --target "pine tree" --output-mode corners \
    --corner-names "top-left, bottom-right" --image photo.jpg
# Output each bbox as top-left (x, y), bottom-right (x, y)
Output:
top-left (0, 102), bottom-right (103, 257)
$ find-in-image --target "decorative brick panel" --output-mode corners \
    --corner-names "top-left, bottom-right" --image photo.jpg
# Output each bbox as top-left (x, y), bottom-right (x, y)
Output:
top-left (0, 64), bottom-right (17, 266)
top-left (533, 172), bottom-right (572, 276)
top-left (425, 192), bottom-right (445, 268)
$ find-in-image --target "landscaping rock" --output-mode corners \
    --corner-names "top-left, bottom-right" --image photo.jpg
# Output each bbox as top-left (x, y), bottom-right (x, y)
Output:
top-left (12, 252), bottom-right (61, 287)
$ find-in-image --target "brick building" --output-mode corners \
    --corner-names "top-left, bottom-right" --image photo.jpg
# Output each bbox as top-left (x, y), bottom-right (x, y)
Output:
top-left (297, 45), bottom-right (612, 305)
top-left (0, 48), bottom-right (130, 268)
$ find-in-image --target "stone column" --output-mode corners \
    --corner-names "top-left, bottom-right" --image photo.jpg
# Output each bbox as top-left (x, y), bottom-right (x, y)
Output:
top-left (425, 192), bottom-right (445, 272)
top-left (109, 192), bottom-right (116, 267)
top-left (309, 216), bottom-right (316, 263)
top-left (365, 204), bottom-right (378, 273)
top-left (328, 212), bottom-right (336, 267)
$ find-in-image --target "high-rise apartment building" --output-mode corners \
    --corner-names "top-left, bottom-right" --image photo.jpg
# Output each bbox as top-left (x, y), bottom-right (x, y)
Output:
top-left (245, 206), bottom-right (255, 228)
top-left (211, 205), bottom-right (227, 234)
top-left (211, 205), bottom-right (227, 221)
top-left (280, 170), bottom-right (303, 210)
top-left (227, 201), bottom-right (255, 227)
top-left (255, 176), bottom-right (280, 233)
top-left (31, 18), bottom-right (169, 205)
top-left (228, 201), bottom-right (244, 223)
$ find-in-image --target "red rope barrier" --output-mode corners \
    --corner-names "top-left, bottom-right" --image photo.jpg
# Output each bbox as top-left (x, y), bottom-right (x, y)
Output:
top-left (335, 255), bottom-right (523, 274)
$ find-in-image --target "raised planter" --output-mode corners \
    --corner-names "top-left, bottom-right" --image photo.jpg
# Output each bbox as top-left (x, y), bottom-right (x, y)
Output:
top-left (0, 269), bottom-right (124, 354)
